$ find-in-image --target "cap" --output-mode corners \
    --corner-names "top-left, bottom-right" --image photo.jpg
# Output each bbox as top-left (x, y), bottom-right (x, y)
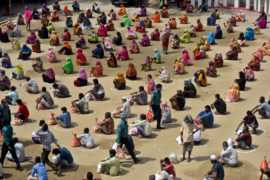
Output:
top-left (210, 155), bottom-right (216, 160)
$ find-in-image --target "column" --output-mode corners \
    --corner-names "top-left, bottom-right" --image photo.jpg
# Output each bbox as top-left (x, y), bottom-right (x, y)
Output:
top-left (234, 0), bottom-right (239, 8)
top-left (198, 0), bottom-right (202, 6)
top-left (246, 0), bottom-right (250, 9)
top-left (268, 0), bottom-right (270, 13)
top-left (208, 0), bottom-right (212, 7)
top-left (254, 0), bottom-right (258, 11)
top-left (223, 0), bottom-right (228, 6)
top-left (264, 0), bottom-right (268, 13)
top-left (258, 0), bottom-right (261, 11)
top-left (214, 0), bottom-right (219, 6)
top-left (191, 0), bottom-right (195, 6)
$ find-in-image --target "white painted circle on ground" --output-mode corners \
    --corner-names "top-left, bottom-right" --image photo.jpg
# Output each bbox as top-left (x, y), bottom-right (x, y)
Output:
top-left (252, 129), bottom-right (265, 136)
top-left (53, 124), bottom-right (78, 131)
top-left (236, 145), bottom-right (256, 153)
top-left (78, 146), bottom-right (100, 152)
top-left (110, 87), bottom-right (117, 92)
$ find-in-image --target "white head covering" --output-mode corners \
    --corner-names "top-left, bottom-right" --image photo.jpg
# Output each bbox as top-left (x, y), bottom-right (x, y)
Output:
top-left (210, 155), bottom-right (217, 160)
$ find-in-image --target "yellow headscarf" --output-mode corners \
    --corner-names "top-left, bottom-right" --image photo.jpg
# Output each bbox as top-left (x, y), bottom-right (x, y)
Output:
top-left (15, 64), bottom-right (24, 74)
top-left (117, 72), bottom-right (125, 83)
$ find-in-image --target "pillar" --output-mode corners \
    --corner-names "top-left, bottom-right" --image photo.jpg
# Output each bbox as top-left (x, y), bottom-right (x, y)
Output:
top-left (198, 0), bottom-right (202, 6)
top-left (191, 0), bottom-right (195, 6)
top-left (258, 0), bottom-right (261, 11)
top-left (268, 0), bottom-right (270, 13)
top-left (223, 0), bottom-right (227, 6)
top-left (208, 0), bottom-right (212, 7)
top-left (246, 0), bottom-right (250, 9)
top-left (214, 0), bottom-right (219, 6)
top-left (254, 0), bottom-right (258, 11)
top-left (234, 0), bottom-right (239, 8)
top-left (264, 0), bottom-right (268, 13)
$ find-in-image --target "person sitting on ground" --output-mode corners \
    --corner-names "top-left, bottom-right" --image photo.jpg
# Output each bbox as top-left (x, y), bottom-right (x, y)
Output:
top-left (86, 8), bottom-right (93, 19)
top-left (47, 47), bottom-right (57, 63)
top-left (28, 156), bottom-right (48, 180)
top-left (129, 40), bottom-right (140, 54)
top-left (42, 67), bottom-right (55, 83)
top-left (86, 79), bottom-right (105, 100)
top-left (211, 94), bottom-right (226, 114)
top-left (244, 66), bottom-right (255, 81)
top-left (236, 10), bottom-right (245, 22)
top-left (72, 93), bottom-right (90, 114)
top-left (41, 14), bottom-right (49, 27)
top-left (195, 105), bottom-right (214, 129)
top-left (36, 87), bottom-right (54, 110)
top-left (121, 14), bottom-right (131, 28)
top-left (95, 112), bottom-right (114, 135)
top-left (126, 27), bottom-right (137, 40)
top-left (214, 26), bottom-right (222, 39)
top-left (18, 44), bottom-right (32, 60)
top-left (144, 17), bottom-right (152, 28)
top-left (170, 90), bottom-right (186, 111)
top-left (90, 61), bottom-right (103, 78)
top-left (251, 96), bottom-right (270, 119)
top-left (170, 33), bottom-right (180, 49)
top-left (116, 45), bottom-right (129, 61)
top-left (174, 59), bottom-right (185, 75)
top-left (74, 23), bottom-right (82, 35)
top-left (12, 99), bottom-right (29, 123)
top-left (92, 44), bottom-right (104, 59)
top-left (152, 11), bottom-right (160, 23)
top-left (183, 78), bottom-right (196, 98)
top-left (53, 107), bottom-right (71, 128)
top-left (107, 52), bottom-right (117, 68)
top-left (213, 52), bottom-right (223, 68)
top-left (179, 13), bottom-right (188, 24)
top-left (62, 28), bottom-right (71, 41)
top-left (74, 68), bottom-right (88, 87)
top-left (49, 31), bottom-right (60, 46)
top-left (248, 56), bottom-right (261, 71)
top-left (6, 137), bottom-right (25, 162)
top-left (76, 35), bottom-right (87, 49)
top-left (52, 147), bottom-right (74, 175)
top-left (32, 57), bottom-right (43, 72)
top-left (0, 70), bottom-right (11, 91)
top-left (151, 28), bottom-right (160, 41)
top-left (106, 19), bottom-right (114, 31)
top-left (4, 86), bottom-right (18, 105)
top-left (11, 38), bottom-right (21, 51)
top-left (66, 16), bottom-right (73, 27)
top-left (17, 13), bottom-right (24, 25)
top-left (207, 13), bottom-right (216, 26)
top-left (157, 66), bottom-right (170, 82)
top-left (20, 77), bottom-right (39, 94)
top-left (194, 70), bottom-right (207, 86)
top-left (130, 86), bottom-right (148, 105)
top-left (97, 149), bottom-right (120, 176)
top-left (113, 32), bottom-right (122, 46)
top-left (62, 57), bottom-right (73, 74)
top-left (130, 114), bottom-right (152, 137)
top-left (92, 2), bottom-right (100, 14)
top-left (112, 97), bottom-right (131, 118)
top-left (51, 10), bottom-right (59, 22)
top-left (236, 71), bottom-right (246, 91)
top-left (108, 9), bottom-right (116, 20)
top-left (140, 33), bottom-right (150, 46)
top-left (126, 63), bottom-right (137, 80)
top-left (1, 29), bottom-right (10, 43)
top-left (235, 126), bottom-right (252, 150)
top-left (204, 155), bottom-right (224, 180)
top-left (139, 4), bottom-right (147, 16)
top-left (32, 39), bottom-right (41, 53)
top-left (72, 0), bottom-right (80, 12)
top-left (226, 46), bottom-right (238, 60)
top-left (58, 41), bottom-right (73, 55)
top-left (224, 19), bottom-right (233, 33)
top-left (236, 110), bottom-right (258, 134)
top-left (245, 27), bottom-right (254, 41)
top-left (168, 18), bottom-right (177, 29)
top-left (161, 100), bottom-right (171, 124)
top-left (75, 128), bottom-right (95, 148)
top-left (75, 48), bottom-right (87, 66)
top-left (237, 32), bottom-right (246, 47)
top-left (225, 80), bottom-right (240, 103)
top-left (104, 37), bottom-right (113, 51)
top-left (180, 29), bottom-right (191, 44)
top-left (218, 141), bottom-right (238, 167)
top-left (118, 4), bottom-right (126, 16)
top-left (141, 56), bottom-right (151, 71)
top-left (53, 0), bottom-right (60, 11)
top-left (12, 64), bottom-right (24, 80)
top-left (161, 6), bottom-right (169, 18)
top-left (52, 83), bottom-right (70, 98)
top-left (160, 158), bottom-right (176, 179)
top-left (113, 73), bottom-right (126, 90)
top-left (206, 61), bottom-right (217, 78)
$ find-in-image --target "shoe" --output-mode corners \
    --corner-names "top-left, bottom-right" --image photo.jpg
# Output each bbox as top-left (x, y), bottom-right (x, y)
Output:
top-left (16, 166), bottom-right (22, 171)
top-left (134, 158), bottom-right (140, 164)
top-left (157, 126), bottom-right (165, 129)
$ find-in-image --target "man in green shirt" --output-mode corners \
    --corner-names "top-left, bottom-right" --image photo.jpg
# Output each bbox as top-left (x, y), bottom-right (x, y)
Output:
top-left (98, 149), bottom-right (120, 176)
top-left (204, 155), bottom-right (224, 180)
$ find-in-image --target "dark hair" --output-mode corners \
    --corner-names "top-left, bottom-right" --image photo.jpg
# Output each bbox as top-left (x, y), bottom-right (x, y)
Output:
top-left (0, 71), bottom-right (5, 75)
top-left (205, 105), bottom-right (211, 111)
top-left (11, 86), bottom-right (16, 91)
top-left (93, 78), bottom-right (98, 84)
top-left (42, 87), bottom-right (46, 92)
top-left (52, 148), bottom-right (60, 155)
top-left (53, 83), bottom-right (58, 88)
top-left (109, 149), bottom-right (116, 157)
top-left (13, 137), bottom-right (18, 143)
top-left (84, 128), bottom-right (89, 133)
top-left (35, 156), bottom-right (41, 163)
top-left (79, 93), bottom-right (84, 99)
top-left (42, 123), bottom-right (48, 131)
top-left (139, 86), bottom-right (144, 91)
top-left (215, 94), bottom-right (220, 98)
top-left (156, 83), bottom-right (162, 89)
top-left (25, 77), bottom-right (30, 81)
top-left (86, 172), bottom-right (93, 180)
top-left (260, 96), bottom-right (265, 102)
top-left (61, 107), bottom-right (67, 112)
top-left (140, 114), bottom-right (146, 120)
top-left (16, 99), bottom-right (22, 105)
top-left (105, 112), bottom-right (111, 117)
top-left (222, 141), bottom-right (228, 146)
top-left (164, 157), bottom-right (170, 164)
top-left (148, 74), bottom-right (152, 78)
top-left (247, 110), bottom-right (252, 115)
top-left (39, 120), bottom-right (45, 126)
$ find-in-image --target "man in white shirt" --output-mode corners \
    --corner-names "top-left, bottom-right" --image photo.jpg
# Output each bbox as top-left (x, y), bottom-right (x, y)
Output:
top-left (113, 97), bottom-right (131, 118)
top-left (6, 138), bottom-right (25, 162)
top-left (219, 141), bottom-right (238, 167)
top-left (77, 128), bottom-right (95, 148)
top-left (252, 96), bottom-right (270, 118)
top-left (21, 77), bottom-right (39, 94)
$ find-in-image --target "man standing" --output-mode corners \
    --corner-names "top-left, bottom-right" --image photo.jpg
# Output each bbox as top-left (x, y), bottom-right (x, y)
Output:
top-left (35, 123), bottom-right (60, 172)
top-left (180, 115), bottom-right (200, 162)
top-left (204, 155), bottom-right (224, 180)
top-left (0, 99), bottom-right (11, 124)
top-left (116, 113), bottom-right (139, 163)
top-left (149, 83), bottom-right (164, 129)
top-left (0, 119), bottom-right (22, 170)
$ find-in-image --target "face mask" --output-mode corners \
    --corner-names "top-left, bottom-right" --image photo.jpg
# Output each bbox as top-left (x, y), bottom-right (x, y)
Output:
top-left (223, 147), bottom-right (228, 151)
top-left (184, 119), bottom-right (190, 124)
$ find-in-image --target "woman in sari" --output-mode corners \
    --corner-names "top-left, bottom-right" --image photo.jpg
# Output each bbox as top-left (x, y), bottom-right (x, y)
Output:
top-left (86, 8), bottom-right (93, 18)
top-left (63, 5), bottom-right (70, 16)
top-left (206, 61), bottom-right (217, 77)
top-left (47, 47), bottom-right (57, 63)
top-left (76, 48), bottom-right (87, 65)
top-left (151, 48), bottom-right (161, 64)
top-left (252, 48), bottom-right (264, 62)
top-left (1, 53), bottom-right (12, 68)
top-left (230, 39), bottom-right (241, 53)
top-left (50, 31), bottom-right (60, 46)
top-left (74, 23), bottom-right (82, 35)
top-left (144, 17), bottom-right (152, 28)
top-left (237, 32), bottom-right (246, 46)
top-left (18, 44), bottom-right (31, 60)
top-left (58, 41), bottom-right (73, 55)
top-left (0, 70), bottom-right (11, 91)
top-left (42, 3), bottom-right (50, 15)
top-left (38, 25), bottom-right (49, 39)
top-left (151, 28), bottom-right (160, 41)
top-left (106, 19), bottom-right (114, 31)
top-left (12, 64), bottom-right (24, 80)
top-left (194, 70), bottom-right (207, 86)
top-left (141, 56), bottom-right (151, 71)
top-left (72, 0), bottom-right (80, 12)
top-left (136, 20), bottom-right (146, 33)
top-left (90, 61), bottom-right (103, 78)
top-left (262, 41), bottom-right (270, 56)
top-left (74, 68), bottom-right (88, 87)
top-left (152, 11), bottom-right (160, 23)
top-left (108, 9), bottom-right (116, 20)
top-left (126, 63), bottom-right (137, 80)
top-left (158, 66), bottom-right (170, 82)
top-left (66, 16), bottom-right (73, 27)
top-left (116, 45), bottom-right (129, 61)
top-left (98, 24), bottom-right (107, 37)
top-left (26, 31), bottom-right (37, 44)
top-left (174, 59), bottom-right (185, 74)
top-left (63, 57), bottom-right (73, 74)
top-left (161, 7), bottom-right (169, 18)
top-left (129, 40), bottom-right (140, 54)
top-left (32, 39), bottom-right (41, 53)
top-left (248, 56), bottom-right (260, 71)
top-left (88, 31), bottom-right (98, 43)
top-left (32, 8), bottom-right (40, 20)
top-left (189, 25), bottom-right (196, 37)
top-left (244, 66), bottom-right (254, 81)
top-left (225, 80), bottom-right (240, 103)
top-left (214, 26), bottom-right (222, 39)
top-left (170, 33), bottom-right (180, 49)
top-left (206, 32), bottom-right (215, 45)
top-left (161, 101), bottom-right (171, 124)
top-left (125, 27), bottom-right (137, 40)
top-left (11, 38), bottom-right (21, 51)
top-left (50, 10), bottom-right (59, 22)
top-left (257, 16), bottom-right (266, 29)
top-left (168, 18), bottom-right (177, 29)
top-left (245, 27), bottom-right (254, 41)
top-left (17, 13), bottom-right (24, 25)
top-left (104, 37), bottom-right (113, 51)
top-left (139, 4), bottom-right (147, 16)
top-left (62, 28), bottom-right (71, 41)
top-left (113, 73), bottom-right (126, 90)
top-left (92, 44), bottom-right (104, 59)
top-left (81, 18), bottom-right (92, 30)
top-left (41, 14), bottom-right (49, 26)
top-left (183, 78), bottom-right (196, 98)
top-left (181, 49), bottom-right (191, 66)
top-left (97, 12), bottom-right (107, 25)
top-left (46, 22), bottom-right (55, 34)
top-left (76, 35), bottom-right (86, 49)
top-left (195, 19), bottom-right (203, 31)
top-left (180, 29), bottom-right (191, 43)
top-left (193, 46), bottom-right (205, 60)
top-left (236, 71), bottom-right (246, 90)
top-left (140, 33), bottom-right (150, 47)
top-left (213, 52), bottom-right (223, 68)
top-left (146, 74), bottom-right (156, 94)
top-left (92, 2), bottom-right (100, 13)
top-left (118, 4), bottom-right (126, 16)
top-left (53, 0), bottom-right (60, 11)
top-left (113, 32), bottom-right (122, 46)
top-left (32, 57), bottom-right (43, 72)
top-left (107, 52), bottom-right (117, 68)
top-left (0, 30), bottom-right (9, 43)
top-left (179, 13), bottom-right (188, 24)
top-left (42, 67), bottom-right (55, 83)
top-left (226, 46), bottom-right (238, 60)
top-left (11, 24), bottom-right (21, 37)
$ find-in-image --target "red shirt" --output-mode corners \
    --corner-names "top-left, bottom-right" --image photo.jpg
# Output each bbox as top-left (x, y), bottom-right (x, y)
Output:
top-left (18, 104), bottom-right (29, 119)
top-left (162, 37), bottom-right (169, 47)
top-left (164, 163), bottom-right (176, 178)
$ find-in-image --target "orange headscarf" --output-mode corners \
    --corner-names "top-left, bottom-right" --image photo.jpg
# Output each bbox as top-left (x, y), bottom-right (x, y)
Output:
top-left (152, 11), bottom-right (160, 23)
top-left (63, 5), bottom-right (69, 15)
top-left (64, 41), bottom-right (73, 53)
top-left (118, 4), bottom-right (126, 16)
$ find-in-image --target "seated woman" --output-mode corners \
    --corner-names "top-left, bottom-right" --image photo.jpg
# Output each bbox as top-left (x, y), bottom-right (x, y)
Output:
top-left (194, 70), bottom-right (207, 86)
top-left (180, 49), bottom-right (190, 66)
top-left (130, 114), bottom-right (152, 137)
top-left (186, 2), bottom-right (194, 13)
top-left (161, 7), bottom-right (169, 18)
top-left (132, 13), bottom-right (140, 22)
top-left (17, 13), bottom-right (24, 25)
top-left (236, 10), bottom-right (245, 22)
top-left (47, 22), bottom-right (55, 34)
top-left (116, 45), bottom-right (129, 61)
top-left (53, 0), bottom-right (60, 11)
top-left (26, 31), bottom-right (37, 44)
top-left (76, 48), bottom-right (87, 65)
top-left (98, 24), bottom-right (107, 37)
top-left (2, 53), bottom-right (12, 68)
top-left (11, 24), bottom-right (21, 37)
top-left (256, 16), bottom-right (266, 29)
top-left (32, 8), bottom-right (40, 20)
top-left (226, 46), bottom-right (238, 60)
top-left (224, 19), bottom-right (233, 33)
top-left (139, 4), bottom-right (147, 16)
top-left (225, 80), bottom-right (240, 102)
top-left (168, 18), bottom-right (177, 29)
top-left (77, 36), bottom-right (87, 49)
top-left (92, 2), bottom-right (100, 13)
top-left (262, 41), bottom-right (270, 56)
top-left (157, 66), bottom-right (170, 82)
top-left (88, 31), bottom-right (98, 43)
top-left (0, 70), bottom-right (11, 91)
top-left (179, 13), bottom-right (188, 24)
top-left (12, 64), bottom-right (24, 80)
top-left (58, 41), bottom-right (73, 55)
top-left (174, 59), bottom-right (185, 74)
top-left (108, 9), bottom-right (116, 20)
top-left (237, 32), bottom-right (246, 46)
top-left (144, 17), bottom-right (152, 28)
top-left (86, 8), bottom-right (93, 18)
top-left (146, 74), bottom-right (156, 94)
top-left (63, 57), bottom-right (74, 74)
top-left (136, 20), bottom-right (146, 33)
top-left (193, 46), bottom-right (205, 60)
top-left (66, 16), bottom-right (73, 27)
top-left (97, 12), bottom-right (107, 25)
top-left (42, 3), bottom-right (50, 15)
top-left (207, 13), bottom-right (216, 26)
top-left (230, 39), bottom-right (241, 53)
top-left (62, 28), bottom-right (71, 41)
top-left (253, 48), bottom-right (264, 62)
top-left (161, 101), bottom-right (172, 124)
top-left (107, 52), bottom-right (117, 68)
top-left (42, 67), bottom-right (55, 83)
top-left (90, 61), bottom-right (103, 78)
top-left (215, 26), bottom-right (222, 39)
top-left (47, 47), bottom-right (57, 63)
top-left (81, 18), bottom-right (92, 30)
top-left (206, 61), bottom-right (217, 77)
top-left (92, 44), bottom-right (104, 59)
top-left (245, 27), bottom-right (254, 41)
top-left (50, 31), bottom-right (60, 46)
top-left (6, 18), bottom-right (14, 30)
top-left (104, 37), bottom-right (113, 51)
top-left (126, 63), bottom-right (137, 80)
top-left (152, 11), bottom-right (160, 23)
top-left (74, 23), bottom-right (83, 35)
top-left (38, 25), bottom-right (49, 39)
top-left (63, 5), bottom-right (71, 16)
top-left (11, 38), bottom-right (21, 51)
top-left (129, 40), bottom-right (140, 54)
top-left (72, 0), bottom-right (80, 12)
top-left (140, 33), bottom-right (150, 47)
top-left (32, 39), bottom-right (41, 53)
top-left (151, 28), bottom-right (160, 41)
top-left (151, 48), bottom-right (161, 64)
top-left (170, 90), bottom-right (186, 111)
top-left (50, 10), bottom-right (59, 22)
top-left (77, 12), bottom-right (86, 23)
top-left (125, 27), bottom-right (137, 40)
top-left (180, 29), bottom-right (191, 43)
top-left (213, 52), bottom-right (223, 68)
top-left (189, 25), bottom-right (196, 37)
top-left (170, 33), bottom-right (180, 49)
top-left (206, 32), bottom-right (215, 45)
top-left (18, 44), bottom-right (32, 60)
top-left (244, 66), bottom-right (255, 81)
top-left (74, 68), bottom-right (88, 87)
top-left (236, 71), bottom-right (246, 91)
top-left (0, 30), bottom-right (9, 43)
top-left (141, 56), bottom-right (151, 71)
top-left (41, 14), bottom-right (49, 26)
top-left (113, 32), bottom-right (122, 46)
top-left (113, 73), bottom-right (126, 90)
top-left (32, 57), bottom-right (43, 72)
top-left (195, 19), bottom-right (203, 31)
top-left (106, 19), bottom-right (114, 31)
top-left (183, 78), bottom-right (196, 98)
top-left (248, 56), bottom-right (260, 71)
top-left (118, 4), bottom-right (126, 16)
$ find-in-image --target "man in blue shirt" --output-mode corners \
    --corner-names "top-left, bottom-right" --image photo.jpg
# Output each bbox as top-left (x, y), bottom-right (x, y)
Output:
top-left (55, 107), bottom-right (71, 128)
top-left (197, 105), bottom-right (214, 129)
top-left (28, 156), bottom-right (48, 180)
top-left (52, 147), bottom-right (74, 175)
top-left (149, 84), bottom-right (164, 129)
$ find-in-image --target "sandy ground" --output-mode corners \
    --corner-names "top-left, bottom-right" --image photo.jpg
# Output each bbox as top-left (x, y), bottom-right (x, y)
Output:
top-left (0, 0), bottom-right (270, 179)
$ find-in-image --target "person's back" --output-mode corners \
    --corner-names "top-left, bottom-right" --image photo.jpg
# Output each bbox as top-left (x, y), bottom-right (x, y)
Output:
top-left (5, 90), bottom-right (18, 105)
top-left (78, 133), bottom-right (95, 148)
top-left (60, 147), bottom-right (73, 164)
top-left (176, 94), bottom-right (185, 109)
top-left (221, 145), bottom-right (238, 166)
top-left (18, 103), bottom-right (29, 119)
top-left (215, 98), bottom-right (226, 113)
top-left (122, 101), bottom-right (130, 116)
top-left (59, 83), bottom-right (70, 97)
top-left (212, 161), bottom-right (224, 180)
top-left (42, 91), bottom-right (54, 106)
top-left (30, 157), bottom-right (48, 180)
top-left (7, 141), bottom-right (25, 162)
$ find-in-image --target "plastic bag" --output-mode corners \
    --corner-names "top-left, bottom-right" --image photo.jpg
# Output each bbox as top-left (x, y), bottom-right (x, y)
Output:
top-left (176, 136), bottom-right (183, 145)
top-left (146, 110), bottom-right (154, 122)
top-left (71, 132), bottom-right (81, 147)
top-left (116, 147), bottom-right (125, 159)
top-left (129, 127), bottom-right (138, 135)
top-left (169, 153), bottom-right (177, 164)
top-left (227, 137), bottom-right (235, 147)
top-left (12, 116), bottom-right (23, 125)
top-left (260, 155), bottom-right (268, 171)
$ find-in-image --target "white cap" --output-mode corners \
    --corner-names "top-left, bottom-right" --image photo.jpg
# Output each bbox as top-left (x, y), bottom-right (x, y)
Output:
top-left (210, 155), bottom-right (216, 160)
